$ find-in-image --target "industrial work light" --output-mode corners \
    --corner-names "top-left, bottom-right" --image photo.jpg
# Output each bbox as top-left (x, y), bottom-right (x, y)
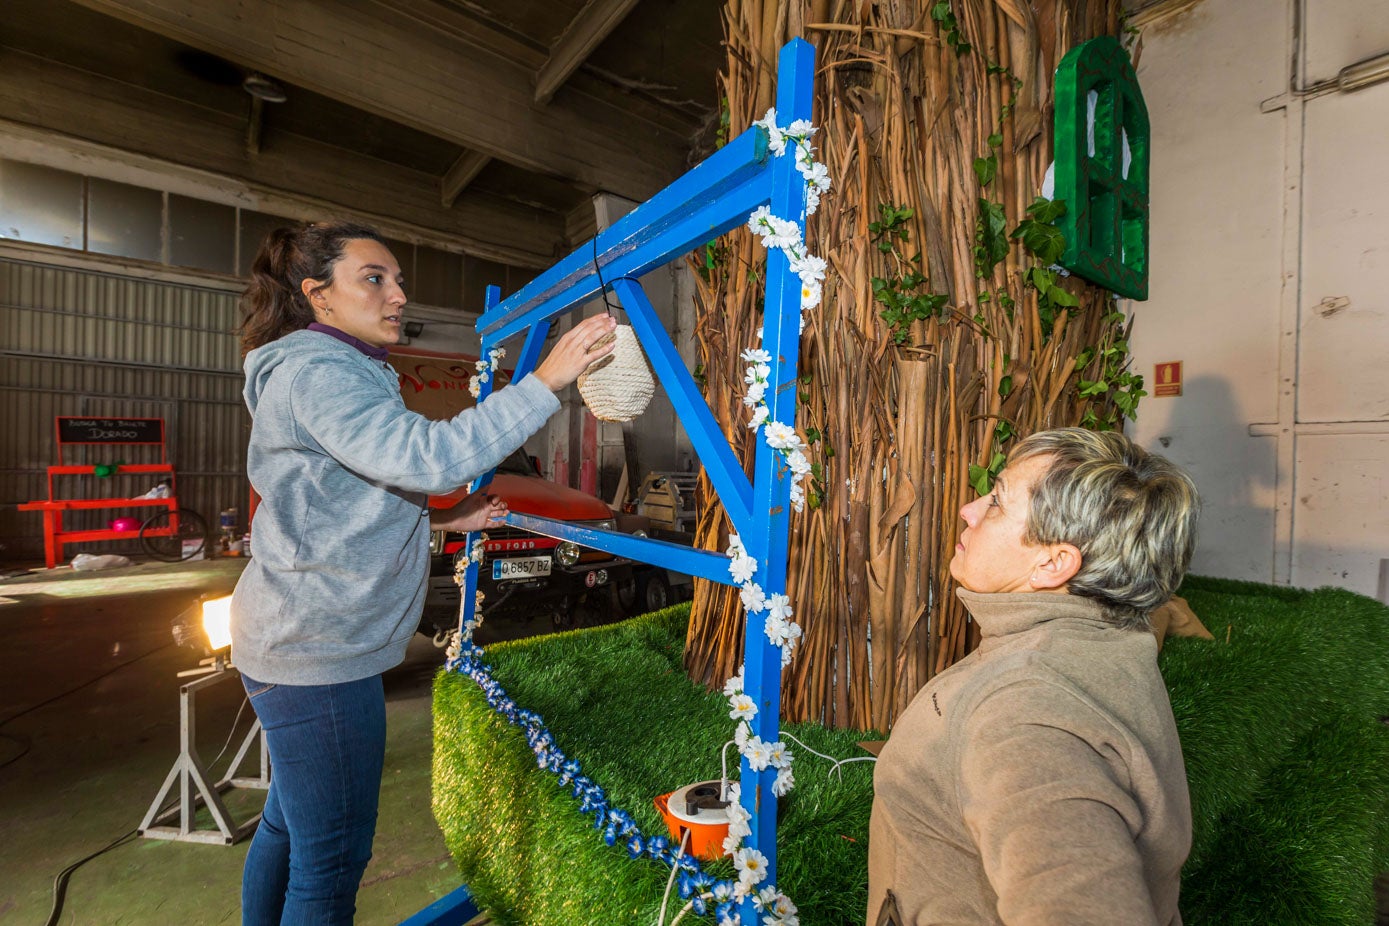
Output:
top-left (201, 595), bottom-right (233, 653)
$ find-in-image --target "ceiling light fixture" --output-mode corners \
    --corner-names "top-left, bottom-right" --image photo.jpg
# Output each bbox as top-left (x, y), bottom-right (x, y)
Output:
top-left (242, 73), bottom-right (288, 103)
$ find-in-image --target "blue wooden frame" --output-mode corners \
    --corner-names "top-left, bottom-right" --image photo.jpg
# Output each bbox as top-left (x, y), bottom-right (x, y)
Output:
top-left (457, 38), bottom-right (816, 919)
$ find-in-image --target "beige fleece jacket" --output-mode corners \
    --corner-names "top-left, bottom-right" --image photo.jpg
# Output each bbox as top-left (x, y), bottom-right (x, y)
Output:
top-left (867, 589), bottom-right (1191, 926)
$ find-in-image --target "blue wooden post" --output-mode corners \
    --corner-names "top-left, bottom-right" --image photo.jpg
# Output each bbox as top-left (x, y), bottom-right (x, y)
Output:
top-left (738, 38), bottom-right (813, 915)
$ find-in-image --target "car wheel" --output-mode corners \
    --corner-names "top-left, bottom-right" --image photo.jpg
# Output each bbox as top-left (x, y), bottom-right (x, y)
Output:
top-left (639, 572), bottom-right (671, 613)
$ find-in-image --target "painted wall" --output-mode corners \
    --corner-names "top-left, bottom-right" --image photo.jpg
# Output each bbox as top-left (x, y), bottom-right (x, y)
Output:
top-left (1128, 0), bottom-right (1389, 595)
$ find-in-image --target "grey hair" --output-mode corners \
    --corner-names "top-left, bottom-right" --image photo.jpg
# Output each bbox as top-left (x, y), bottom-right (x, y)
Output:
top-left (1009, 428), bottom-right (1201, 630)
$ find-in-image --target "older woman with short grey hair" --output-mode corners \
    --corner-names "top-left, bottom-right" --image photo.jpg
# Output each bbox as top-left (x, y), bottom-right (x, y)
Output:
top-left (868, 428), bottom-right (1201, 926)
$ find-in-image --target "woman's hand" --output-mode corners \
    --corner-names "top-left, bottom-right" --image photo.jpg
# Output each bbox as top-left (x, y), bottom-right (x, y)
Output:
top-left (429, 493), bottom-right (508, 533)
top-left (533, 314), bottom-right (619, 391)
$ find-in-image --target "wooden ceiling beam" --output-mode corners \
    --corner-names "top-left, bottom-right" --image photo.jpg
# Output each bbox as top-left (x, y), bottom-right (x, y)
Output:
top-left (66, 0), bottom-right (688, 201)
top-left (535, 0), bottom-right (643, 106)
top-left (441, 150), bottom-right (491, 208)
top-left (0, 50), bottom-right (563, 267)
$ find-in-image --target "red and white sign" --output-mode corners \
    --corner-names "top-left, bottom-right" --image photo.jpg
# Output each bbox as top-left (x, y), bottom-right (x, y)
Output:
top-left (1154, 361), bottom-right (1182, 397)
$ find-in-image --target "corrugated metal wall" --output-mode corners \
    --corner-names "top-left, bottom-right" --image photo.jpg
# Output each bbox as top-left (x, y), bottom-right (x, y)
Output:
top-left (1, 256), bottom-right (248, 563)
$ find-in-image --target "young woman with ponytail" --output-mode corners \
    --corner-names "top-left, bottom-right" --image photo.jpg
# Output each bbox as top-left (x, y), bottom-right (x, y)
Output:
top-left (230, 222), bottom-right (615, 924)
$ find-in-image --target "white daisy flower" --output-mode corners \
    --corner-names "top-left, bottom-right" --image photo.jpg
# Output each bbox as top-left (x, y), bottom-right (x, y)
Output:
top-left (767, 740), bottom-right (791, 769)
top-left (743, 736), bottom-right (772, 772)
top-left (743, 380), bottom-right (768, 407)
top-left (744, 362), bottom-right (771, 384)
top-left (734, 847), bottom-right (770, 886)
top-left (786, 450), bottom-right (812, 476)
top-left (728, 693), bottom-right (757, 722)
top-left (468, 379), bottom-right (482, 398)
top-left (766, 593), bottom-right (793, 622)
top-left (763, 422), bottom-right (797, 449)
top-left (740, 583), bottom-right (767, 613)
top-left (729, 553), bottom-right (758, 584)
top-left (789, 253), bottom-right (827, 283)
top-left (722, 667), bottom-right (745, 698)
top-left (722, 831), bottom-right (744, 857)
top-left (765, 613), bottom-right (791, 648)
top-left (740, 348), bottom-right (772, 365)
top-left (773, 765), bottom-right (796, 797)
top-left (748, 405), bottom-right (771, 429)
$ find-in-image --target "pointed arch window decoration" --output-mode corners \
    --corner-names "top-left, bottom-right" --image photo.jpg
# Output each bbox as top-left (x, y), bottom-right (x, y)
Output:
top-left (1054, 35), bottom-right (1151, 300)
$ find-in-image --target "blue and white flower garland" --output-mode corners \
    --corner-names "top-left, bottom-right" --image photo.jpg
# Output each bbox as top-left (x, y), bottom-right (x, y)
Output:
top-left (444, 632), bottom-right (798, 925)
top-left (443, 111), bottom-right (829, 926)
top-left (468, 346), bottom-right (507, 399)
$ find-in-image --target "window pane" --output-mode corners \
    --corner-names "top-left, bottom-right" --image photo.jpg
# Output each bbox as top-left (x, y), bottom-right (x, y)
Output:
top-left (87, 178), bottom-right (162, 262)
top-left (0, 159), bottom-right (84, 249)
top-left (169, 194), bottom-right (235, 274)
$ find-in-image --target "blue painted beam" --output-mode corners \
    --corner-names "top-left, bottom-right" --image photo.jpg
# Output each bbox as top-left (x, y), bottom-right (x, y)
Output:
top-left (610, 277), bottom-right (753, 535)
top-left (480, 169), bottom-right (772, 344)
top-left (480, 130), bottom-right (772, 344)
top-left (397, 883), bottom-right (480, 926)
top-left (502, 512), bottom-right (739, 587)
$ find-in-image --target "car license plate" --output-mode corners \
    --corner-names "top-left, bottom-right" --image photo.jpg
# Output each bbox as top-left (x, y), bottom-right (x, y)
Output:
top-left (493, 556), bottom-right (552, 580)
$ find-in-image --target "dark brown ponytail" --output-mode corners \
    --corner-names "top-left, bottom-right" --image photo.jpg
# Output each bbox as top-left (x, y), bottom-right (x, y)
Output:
top-left (237, 221), bottom-right (385, 354)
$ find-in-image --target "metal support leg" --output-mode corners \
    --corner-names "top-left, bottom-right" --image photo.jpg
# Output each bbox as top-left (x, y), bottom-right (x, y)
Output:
top-left (139, 663), bottom-right (269, 845)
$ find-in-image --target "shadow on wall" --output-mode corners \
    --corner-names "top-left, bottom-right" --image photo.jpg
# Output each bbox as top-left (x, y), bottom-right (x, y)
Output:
top-left (1134, 375), bottom-right (1277, 583)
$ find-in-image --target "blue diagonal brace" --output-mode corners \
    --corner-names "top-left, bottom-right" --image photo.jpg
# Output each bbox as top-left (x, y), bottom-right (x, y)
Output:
top-left (610, 277), bottom-right (753, 535)
top-left (502, 512), bottom-right (738, 586)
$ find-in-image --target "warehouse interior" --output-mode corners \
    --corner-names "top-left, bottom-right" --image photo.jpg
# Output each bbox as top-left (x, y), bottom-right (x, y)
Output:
top-left (2, 0), bottom-right (1388, 923)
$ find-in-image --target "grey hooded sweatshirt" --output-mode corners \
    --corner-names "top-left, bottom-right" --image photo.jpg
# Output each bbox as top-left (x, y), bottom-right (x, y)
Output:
top-left (230, 329), bottom-right (559, 685)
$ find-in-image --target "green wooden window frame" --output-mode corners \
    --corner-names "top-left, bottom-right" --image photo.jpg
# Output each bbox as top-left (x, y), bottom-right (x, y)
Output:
top-left (1054, 36), bottom-right (1150, 300)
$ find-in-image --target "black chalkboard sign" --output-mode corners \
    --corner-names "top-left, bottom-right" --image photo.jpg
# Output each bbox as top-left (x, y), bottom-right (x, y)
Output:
top-left (57, 417), bottom-right (164, 444)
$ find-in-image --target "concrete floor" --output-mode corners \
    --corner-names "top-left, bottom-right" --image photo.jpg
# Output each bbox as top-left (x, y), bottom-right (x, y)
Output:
top-left (0, 556), bottom-right (512, 925)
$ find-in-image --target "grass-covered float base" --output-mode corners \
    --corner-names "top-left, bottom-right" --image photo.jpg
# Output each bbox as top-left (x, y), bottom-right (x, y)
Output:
top-left (433, 577), bottom-right (1389, 925)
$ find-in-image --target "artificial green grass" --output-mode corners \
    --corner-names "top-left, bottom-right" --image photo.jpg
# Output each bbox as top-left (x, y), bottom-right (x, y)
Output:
top-left (432, 604), bottom-right (877, 924)
top-left (1162, 576), bottom-right (1389, 925)
top-left (434, 582), bottom-right (1389, 925)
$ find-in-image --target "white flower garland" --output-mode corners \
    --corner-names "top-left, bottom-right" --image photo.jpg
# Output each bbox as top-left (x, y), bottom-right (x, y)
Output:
top-left (697, 108), bottom-right (828, 926)
top-left (468, 346), bottom-right (507, 399)
top-left (742, 109), bottom-right (828, 518)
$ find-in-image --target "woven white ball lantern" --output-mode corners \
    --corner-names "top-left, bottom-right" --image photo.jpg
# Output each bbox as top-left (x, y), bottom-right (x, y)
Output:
top-left (577, 324), bottom-right (655, 422)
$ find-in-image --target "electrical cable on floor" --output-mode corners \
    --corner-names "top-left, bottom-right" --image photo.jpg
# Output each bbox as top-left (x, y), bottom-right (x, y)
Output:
top-left (19, 644), bottom-right (252, 924)
top-left (0, 641), bottom-right (174, 771)
top-left (39, 689), bottom-right (251, 926)
top-left (657, 826), bottom-right (692, 926)
top-left (43, 829), bottom-right (141, 926)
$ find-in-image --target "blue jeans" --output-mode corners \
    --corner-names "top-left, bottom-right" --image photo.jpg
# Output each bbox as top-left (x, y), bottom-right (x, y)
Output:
top-left (240, 673), bottom-right (386, 926)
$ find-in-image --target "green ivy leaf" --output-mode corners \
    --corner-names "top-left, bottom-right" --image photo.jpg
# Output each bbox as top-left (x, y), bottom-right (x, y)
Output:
top-left (998, 375), bottom-right (1013, 398)
top-left (987, 132), bottom-right (1003, 149)
top-left (973, 156), bottom-right (997, 188)
top-left (969, 463), bottom-right (992, 496)
top-left (1015, 221), bottom-right (1067, 265)
top-left (976, 199), bottom-right (1009, 276)
top-left (1025, 197), bottom-right (1068, 225)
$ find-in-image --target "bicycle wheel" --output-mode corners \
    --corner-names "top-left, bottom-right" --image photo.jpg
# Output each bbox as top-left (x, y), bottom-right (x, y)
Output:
top-left (139, 508), bottom-right (208, 562)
